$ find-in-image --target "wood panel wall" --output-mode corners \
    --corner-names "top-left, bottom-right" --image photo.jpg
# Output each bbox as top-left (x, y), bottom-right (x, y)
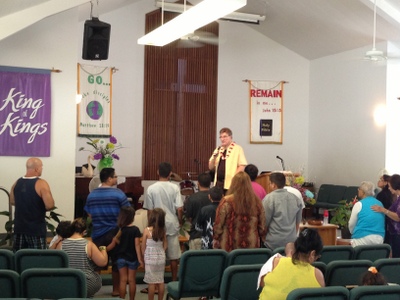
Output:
top-left (142, 9), bottom-right (218, 180)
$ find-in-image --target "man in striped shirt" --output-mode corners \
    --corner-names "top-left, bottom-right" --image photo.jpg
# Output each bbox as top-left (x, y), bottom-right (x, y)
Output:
top-left (84, 167), bottom-right (130, 296)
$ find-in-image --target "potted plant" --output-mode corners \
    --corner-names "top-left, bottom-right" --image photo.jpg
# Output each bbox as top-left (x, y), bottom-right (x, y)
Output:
top-left (330, 199), bottom-right (357, 239)
top-left (0, 207), bottom-right (63, 246)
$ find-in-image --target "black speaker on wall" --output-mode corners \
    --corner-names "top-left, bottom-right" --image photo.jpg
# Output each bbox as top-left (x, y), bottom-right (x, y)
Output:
top-left (82, 18), bottom-right (111, 60)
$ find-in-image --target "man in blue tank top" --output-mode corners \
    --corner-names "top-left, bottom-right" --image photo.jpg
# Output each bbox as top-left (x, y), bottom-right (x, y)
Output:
top-left (10, 157), bottom-right (55, 251)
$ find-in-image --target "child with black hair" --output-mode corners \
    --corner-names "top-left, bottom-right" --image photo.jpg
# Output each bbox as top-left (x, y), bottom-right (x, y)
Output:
top-left (107, 206), bottom-right (143, 300)
top-left (49, 220), bottom-right (72, 249)
top-left (361, 267), bottom-right (387, 286)
top-left (195, 186), bottom-right (224, 249)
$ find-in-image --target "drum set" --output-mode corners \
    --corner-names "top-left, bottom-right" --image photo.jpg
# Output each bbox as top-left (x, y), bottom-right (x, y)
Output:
top-left (171, 172), bottom-right (198, 196)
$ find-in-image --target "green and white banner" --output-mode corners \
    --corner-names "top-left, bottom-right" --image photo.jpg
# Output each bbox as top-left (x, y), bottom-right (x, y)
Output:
top-left (77, 63), bottom-right (113, 137)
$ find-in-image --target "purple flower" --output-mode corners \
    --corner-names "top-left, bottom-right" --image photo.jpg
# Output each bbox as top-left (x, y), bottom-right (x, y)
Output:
top-left (112, 154), bottom-right (120, 160)
top-left (110, 136), bottom-right (117, 144)
top-left (93, 153), bottom-right (103, 160)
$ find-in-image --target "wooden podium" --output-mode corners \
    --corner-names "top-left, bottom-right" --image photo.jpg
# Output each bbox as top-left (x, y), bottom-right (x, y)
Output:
top-left (255, 173), bottom-right (273, 194)
top-left (300, 223), bottom-right (339, 245)
top-left (255, 171), bottom-right (300, 194)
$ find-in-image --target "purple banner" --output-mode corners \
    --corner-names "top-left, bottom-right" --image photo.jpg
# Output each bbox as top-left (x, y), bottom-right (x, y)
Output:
top-left (0, 66), bottom-right (51, 156)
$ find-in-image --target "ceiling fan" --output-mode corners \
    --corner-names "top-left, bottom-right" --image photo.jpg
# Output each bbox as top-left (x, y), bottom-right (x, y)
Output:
top-left (177, 30), bottom-right (219, 48)
top-left (364, 0), bottom-right (387, 61)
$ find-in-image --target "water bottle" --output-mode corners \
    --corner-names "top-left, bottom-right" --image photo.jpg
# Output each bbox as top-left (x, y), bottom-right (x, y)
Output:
top-left (323, 210), bottom-right (329, 225)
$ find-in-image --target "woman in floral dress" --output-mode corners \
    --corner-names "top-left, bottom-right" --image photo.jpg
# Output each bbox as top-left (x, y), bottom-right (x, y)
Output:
top-left (213, 171), bottom-right (266, 251)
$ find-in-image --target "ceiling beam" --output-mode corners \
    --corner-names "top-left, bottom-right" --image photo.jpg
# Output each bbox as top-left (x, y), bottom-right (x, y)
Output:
top-left (0, 0), bottom-right (90, 41)
top-left (360, 0), bottom-right (400, 25)
top-left (155, 1), bottom-right (265, 24)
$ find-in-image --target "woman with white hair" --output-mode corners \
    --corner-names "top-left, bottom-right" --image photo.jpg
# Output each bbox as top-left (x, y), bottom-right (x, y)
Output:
top-left (349, 181), bottom-right (385, 247)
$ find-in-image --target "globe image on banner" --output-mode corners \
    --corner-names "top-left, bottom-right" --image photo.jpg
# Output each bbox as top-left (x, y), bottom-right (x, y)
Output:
top-left (86, 100), bottom-right (103, 120)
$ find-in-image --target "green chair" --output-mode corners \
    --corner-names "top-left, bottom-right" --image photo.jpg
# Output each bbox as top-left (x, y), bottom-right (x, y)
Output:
top-left (325, 260), bottom-right (372, 287)
top-left (286, 286), bottom-right (349, 300)
top-left (314, 184), bottom-right (335, 209)
top-left (0, 249), bottom-right (14, 270)
top-left (312, 261), bottom-right (327, 277)
top-left (272, 246), bottom-right (285, 256)
top-left (166, 249), bottom-right (227, 300)
top-left (374, 258), bottom-right (400, 285)
top-left (318, 245), bottom-right (354, 264)
top-left (14, 248), bottom-right (69, 273)
top-left (0, 269), bottom-right (20, 297)
top-left (218, 264), bottom-right (263, 300)
top-left (349, 285), bottom-right (400, 300)
top-left (227, 248), bottom-right (272, 266)
top-left (326, 185), bottom-right (347, 209)
top-left (21, 268), bottom-right (87, 298)
top-left (342, 186), bottom-right (358, 202)
top-left (353, 244), bottom-right (391, 262)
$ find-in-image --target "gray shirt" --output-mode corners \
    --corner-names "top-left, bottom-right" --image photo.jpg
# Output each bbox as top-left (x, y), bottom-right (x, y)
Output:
top-left (262, 188), bottom-right (303, 250)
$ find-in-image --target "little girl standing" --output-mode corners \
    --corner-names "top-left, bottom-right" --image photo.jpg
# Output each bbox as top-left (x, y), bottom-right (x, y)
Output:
top-left (107, 206), bottom-right (143, 300)
top-left (141, 208), bottom-right (167, 300)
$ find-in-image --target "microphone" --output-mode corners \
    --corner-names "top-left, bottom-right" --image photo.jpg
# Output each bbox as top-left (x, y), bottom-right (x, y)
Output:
top-left (212, 146), bottom-right (221, 157)
top-left (276, 156), bottom-right (285, 171)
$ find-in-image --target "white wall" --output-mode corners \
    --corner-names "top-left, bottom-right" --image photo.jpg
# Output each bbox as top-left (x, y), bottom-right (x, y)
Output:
top-left (309, 44), bottom-right (388, 187)
top-left (217, 21), bottom-right (310, 175)
top-left (0, 9), bottom-right (80, 221)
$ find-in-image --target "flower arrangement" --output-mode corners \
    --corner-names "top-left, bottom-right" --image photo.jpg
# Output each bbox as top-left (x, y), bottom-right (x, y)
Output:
top-left (292, 176), bottom-right (316, 206)
top-left (330, 197), bottom-right (358, 228)
top-left (79, 136), bottom-right (122, 160)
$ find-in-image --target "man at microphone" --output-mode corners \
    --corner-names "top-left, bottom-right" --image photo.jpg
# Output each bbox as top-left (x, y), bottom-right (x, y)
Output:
top-left (208, 127), bottom-right (247, 192)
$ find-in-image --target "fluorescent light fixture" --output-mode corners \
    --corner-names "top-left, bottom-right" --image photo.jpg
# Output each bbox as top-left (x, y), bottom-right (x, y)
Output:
top-left (155, 1), bottom-right (265, 24)
top-left (138, 0), bottom-right (247, 46)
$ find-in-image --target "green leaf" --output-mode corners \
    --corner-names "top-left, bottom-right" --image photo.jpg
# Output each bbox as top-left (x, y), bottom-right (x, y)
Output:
top-left (5, 220), bottom-right (13, 232)
top-left (0, 211), bottom-right (10, 217)
top-left (46, 223), bottom-right (56, 233)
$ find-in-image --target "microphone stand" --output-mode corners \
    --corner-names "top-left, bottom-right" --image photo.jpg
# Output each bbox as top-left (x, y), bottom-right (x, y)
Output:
top-left (277, 157), bottom-right (285, 171)
top-left (281, 160), bottom-right (286, 171)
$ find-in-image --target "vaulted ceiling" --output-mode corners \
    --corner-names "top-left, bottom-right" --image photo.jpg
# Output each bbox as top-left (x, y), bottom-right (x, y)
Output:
top-left (1, 0), bottom-right (400, 60)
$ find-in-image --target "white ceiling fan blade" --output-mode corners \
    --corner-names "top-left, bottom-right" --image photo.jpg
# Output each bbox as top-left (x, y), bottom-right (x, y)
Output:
top-left (176, 39), bottom-right (205, 48)
top-left (364, 49), bottom-right (387, 61)
top-left (178, 31), bottom-right (218, 48)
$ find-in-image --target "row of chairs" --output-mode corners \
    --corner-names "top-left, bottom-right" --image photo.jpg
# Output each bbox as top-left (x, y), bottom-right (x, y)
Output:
top-left (166, 250), bottom-right (262, 300)
top-left (0, 268), bottom-right (87, 298)
top-left (321, 258), bottom-right (400, 287)
top-left (272, 244), bottom-right (391, 264)
top-left (287, 285), bottom-right (400, 300)
top-left (221, 244), bottom-right (391, 267)
top-left (0, 248), bottom-right (69, 272)
top-left (0, 244), bottom-right (390, 271)
top-left (165, 248), bottom-right (400, 300)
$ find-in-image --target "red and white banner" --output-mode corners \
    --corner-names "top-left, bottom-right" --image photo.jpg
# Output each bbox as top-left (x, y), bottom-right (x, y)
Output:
top-left (249, 80), bottom-right (284, 144)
